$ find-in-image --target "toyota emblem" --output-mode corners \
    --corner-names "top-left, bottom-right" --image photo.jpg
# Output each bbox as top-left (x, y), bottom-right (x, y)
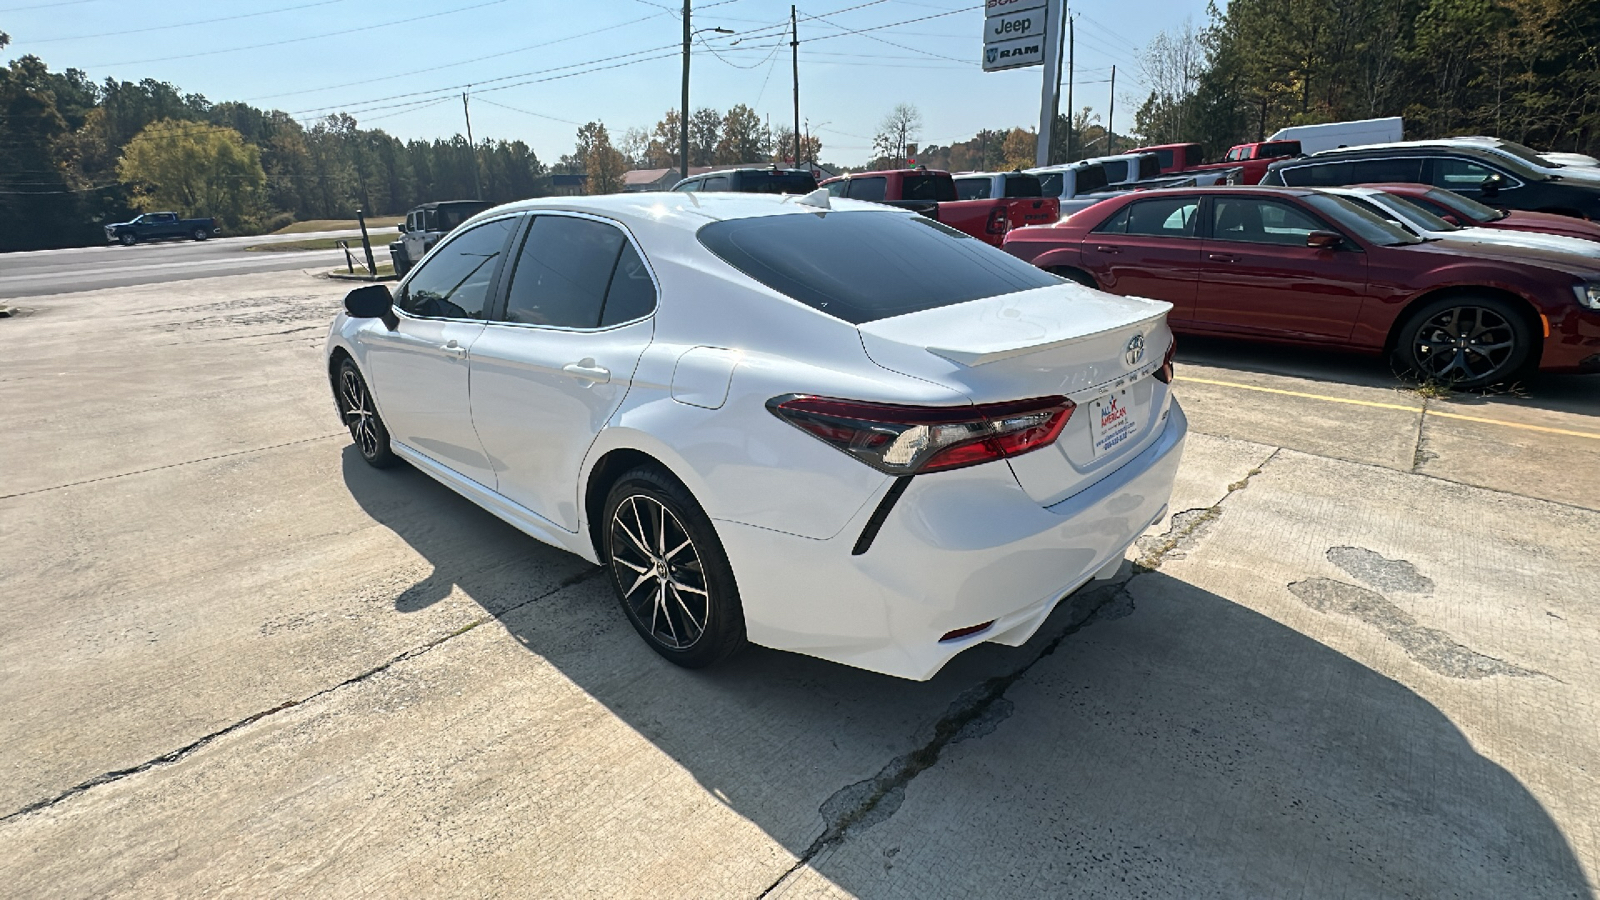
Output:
top-left (1125, 334), bottom-right (1146, 366)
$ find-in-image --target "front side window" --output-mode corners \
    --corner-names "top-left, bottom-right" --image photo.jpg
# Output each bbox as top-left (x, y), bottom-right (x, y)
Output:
top-left (703, 175), bottom-right (731, 192)
top-left (955, 178), bottom-right (992, 201)
top-left (1432, 158), bottom-right (1501, 191)
top-left (847, 177), bottom-right (887, 202)
top-left (1225, 147), bottom-right (1244, 162)
top-left (397, 217), bottom-right (517, 319)
top-left (697, 211), bottom-right (1057, 325)
top-left (824, 180), bottom-right (849, 197)
top-left (674, 180), bottom-right (699, 192)
top-left (1211, 198), bottom-right (1325, 245)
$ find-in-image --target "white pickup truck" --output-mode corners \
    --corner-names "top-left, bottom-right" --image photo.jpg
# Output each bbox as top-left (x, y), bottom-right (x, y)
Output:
top-left (1027, 158), bottom-right (1195, 216)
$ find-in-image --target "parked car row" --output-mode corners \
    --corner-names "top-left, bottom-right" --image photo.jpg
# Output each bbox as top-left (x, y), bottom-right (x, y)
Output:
top-left (1001, 184), bottom-right (1600, 387)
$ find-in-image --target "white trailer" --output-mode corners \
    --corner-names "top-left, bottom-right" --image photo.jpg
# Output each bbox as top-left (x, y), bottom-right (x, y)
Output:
top-left (1268, 117), bottom-right (1403, 155)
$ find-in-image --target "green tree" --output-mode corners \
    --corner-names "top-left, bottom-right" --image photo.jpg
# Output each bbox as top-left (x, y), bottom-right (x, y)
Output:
top-left (117, 119), bottom-right (267, 230)
top-left (716, 104), bottom-right (767, 163)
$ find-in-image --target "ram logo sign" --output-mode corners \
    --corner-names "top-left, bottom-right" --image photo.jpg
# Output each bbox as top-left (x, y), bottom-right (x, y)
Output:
top-left (983, 37), bottom-right (1045, 71)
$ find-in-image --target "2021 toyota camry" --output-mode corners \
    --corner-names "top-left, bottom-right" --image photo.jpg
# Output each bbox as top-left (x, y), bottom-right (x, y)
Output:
top-left (326, 191), bottom-right (1185, 680)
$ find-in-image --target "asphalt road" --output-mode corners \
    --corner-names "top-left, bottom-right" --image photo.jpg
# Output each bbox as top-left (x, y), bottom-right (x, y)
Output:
top-left (2, 270), bottom-right (1597, 898)
top-left (0, 230), bottom-right (371, 300)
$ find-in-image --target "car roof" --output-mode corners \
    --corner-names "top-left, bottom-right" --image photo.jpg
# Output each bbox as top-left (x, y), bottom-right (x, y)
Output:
top-left (412, 200), bottom-right (492, 210)
top-left (1300, 140), bottom-right (1503, 160)
top-left (468, 191), bottom-right (910, 234)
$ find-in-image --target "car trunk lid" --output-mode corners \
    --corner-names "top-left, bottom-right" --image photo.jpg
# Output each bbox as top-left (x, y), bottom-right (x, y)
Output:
top-left (857, 283), bottom-right (1175, 506)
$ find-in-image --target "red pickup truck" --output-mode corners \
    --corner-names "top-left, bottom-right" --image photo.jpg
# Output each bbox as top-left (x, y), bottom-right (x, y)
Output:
top-left (1128, 141), bottom-right (1301, 185)
top-left (820, 168), bottom-right (1059, 246)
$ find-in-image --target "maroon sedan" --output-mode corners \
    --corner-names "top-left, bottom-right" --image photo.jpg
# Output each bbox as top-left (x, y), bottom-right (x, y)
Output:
top-left (1364, 183), bottom-right (1600, 243)
top-left (1004, 187), bottom-right (1600, 387)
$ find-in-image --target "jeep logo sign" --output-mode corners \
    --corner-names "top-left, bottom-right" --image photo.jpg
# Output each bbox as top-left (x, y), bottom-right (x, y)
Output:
top-left (981, 35), bottom-right (1045, 71)
top-left (987, 10), bottom-right (1043, 41)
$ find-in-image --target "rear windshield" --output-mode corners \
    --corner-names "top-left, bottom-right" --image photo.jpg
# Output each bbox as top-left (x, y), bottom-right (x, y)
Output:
top-left (697, 211), bottom-right (1059, 324)
top-left (1424, 187), bottom-right (1505, 222)
top-left (902, 173), bottom-right (959, 202)
top-left (1003, 174), bottom-right (1043, 198)
top-left (1101, 160), bottom-right (1129, 183)
top-left (1075, 164), bottom-right (1109, 193)
top-left (741, 172), bottom-right (819, 194)
top-left (1381, 193), bottom-right (1459, 231)
top-left (1303, 194), bottom-right (1423, 246)
top-left (1037, 172), bottom-right (1063, 197)
top-left (954, 178), bottom-right (991, 200)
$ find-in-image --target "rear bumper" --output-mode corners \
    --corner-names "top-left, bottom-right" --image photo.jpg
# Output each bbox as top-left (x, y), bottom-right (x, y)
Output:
top-left (718, 401), bottom-right (1188, 680)
top-left (1540, 307), bottom-right (1600, 373)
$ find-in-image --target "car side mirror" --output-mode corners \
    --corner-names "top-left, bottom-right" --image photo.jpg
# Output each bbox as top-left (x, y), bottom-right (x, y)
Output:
top-left (344, 283), bottom-right (393, 318)
top-left (1481, 175), bottom-right (1502, 198)
top-left (1440, 214), bottom-right (1462, 226)
top-left (397, 224), bottom-right (408, 233)
top-left (1306, 231), bottom-right (1343, 249)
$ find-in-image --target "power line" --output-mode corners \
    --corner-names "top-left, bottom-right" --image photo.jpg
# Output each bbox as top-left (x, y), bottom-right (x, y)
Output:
top-left (799, 3), bottom-right (972, 65)
top-left (19, 0), bottom-right (359, 44)
top-left (87, 0), bottom-right (512, 68)
top-left (472, 97), bottom-right (584, 127)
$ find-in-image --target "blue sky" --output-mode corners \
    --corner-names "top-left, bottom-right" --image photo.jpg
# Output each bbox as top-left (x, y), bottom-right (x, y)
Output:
top-left (1, 0), bottom-right (1210, 166)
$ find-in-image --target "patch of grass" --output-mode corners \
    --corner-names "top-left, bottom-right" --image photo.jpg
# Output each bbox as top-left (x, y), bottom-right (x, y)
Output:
top-left (1402, 379), bottom-right (1455, 400)
top-left (326, 261), bottom-right (396, 280)
top-left (271, 216), bottom-right (402, 235)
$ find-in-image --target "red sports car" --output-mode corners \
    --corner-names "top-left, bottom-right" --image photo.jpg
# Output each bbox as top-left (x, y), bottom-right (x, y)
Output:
top-left (1362, 183), bottom-right (1600, 244)
top-left (1003, 186), bottom-right (1600, 387)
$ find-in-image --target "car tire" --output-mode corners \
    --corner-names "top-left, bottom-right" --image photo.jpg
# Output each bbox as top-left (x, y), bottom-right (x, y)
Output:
top-left (192, 228), bottom-right (209, 241)
top-left (1050, 266), bottom-right (1098, 289)
top-left (335, 358), bottom-right (398, 468)
top-left (1393, 295), bottom-right (1532, 389)
top-left (119, 233), bottom-right (137, 246)
top-left (602, 467), bottom-right (746, 669)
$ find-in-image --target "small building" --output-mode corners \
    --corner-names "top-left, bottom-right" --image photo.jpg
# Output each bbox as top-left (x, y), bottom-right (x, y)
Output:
top-left (550, 173), bottom-right (588, 196)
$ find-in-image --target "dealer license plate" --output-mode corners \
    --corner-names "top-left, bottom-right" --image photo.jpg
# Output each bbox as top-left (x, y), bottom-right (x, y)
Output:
top-left (1088, 392), bottom-right (1138, 458)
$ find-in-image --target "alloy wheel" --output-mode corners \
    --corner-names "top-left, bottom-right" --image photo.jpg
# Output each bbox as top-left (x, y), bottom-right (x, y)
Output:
top-left (609, 495), bottom-right (709, 651)
top-left (339, 367), bottom-right (380, 458)
top-left (1411, 305), bottom-right (1518, 383)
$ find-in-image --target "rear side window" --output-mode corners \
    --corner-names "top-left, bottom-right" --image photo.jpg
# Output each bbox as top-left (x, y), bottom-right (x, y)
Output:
top-left (901, 174), bottom-right (958, 202)
top-left (697, 211), bottom-right (1058, 325)
top-left (501, 216), bottom-right (655, 328)
top-left (1281, 162), bottom-right (1353, 186)
top-left (955, 178), bottom-right (992, 200)
top-left (1156, 149), bottom-right (1175, 169)
top-left (847, 177), bottom-right (887, 202)
top-left (1185, 146), bottom-right (1203, 167)
top-left (703, 175), bottom-right (731, 192)
top-left (742, 172), bottom-right (818, 194)
top-left (1350, 158), bottom-right (1423, 183)
top-left (1096, 197), bottom-right (1198, 237)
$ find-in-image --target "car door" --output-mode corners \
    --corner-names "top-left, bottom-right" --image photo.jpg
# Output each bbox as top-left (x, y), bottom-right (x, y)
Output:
top-left (360, 215), bottom-right (518, 487)
top-left (1079, 195), bottom-right (1202, 324)
top-left (1195, 195), bottom-right (1367, 341)
top-left (468, 213), bottom-right (657, 531)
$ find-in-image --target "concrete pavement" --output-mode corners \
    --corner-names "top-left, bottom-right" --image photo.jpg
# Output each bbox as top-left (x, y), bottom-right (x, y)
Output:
top-left (0, 273), bottom-right (1596, 897)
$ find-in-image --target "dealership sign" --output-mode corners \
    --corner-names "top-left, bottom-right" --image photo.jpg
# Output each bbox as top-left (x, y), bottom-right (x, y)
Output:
top-left (982, 0), bottom-right (1047, 71)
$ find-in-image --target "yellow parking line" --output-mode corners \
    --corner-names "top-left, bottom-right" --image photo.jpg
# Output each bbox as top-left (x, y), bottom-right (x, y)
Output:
top-left (1176, 375), bottom-right (1600, 441)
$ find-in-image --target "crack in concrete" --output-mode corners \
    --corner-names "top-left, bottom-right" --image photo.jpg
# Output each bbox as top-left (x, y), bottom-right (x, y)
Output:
top-left (758, 453), bottom-right (1281, 897)
top-left (0, 566), bottom-right (604, 825)
top-left (0, 433), bottom-right (345, 501)
top-left (1134, 449), bottom-right (1280, 569)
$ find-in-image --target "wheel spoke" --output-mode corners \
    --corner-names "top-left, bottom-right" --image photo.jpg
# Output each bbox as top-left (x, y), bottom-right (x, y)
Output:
top-left (668, 584), bottom-right (705, 640)
top-left (612, 556), bottom-right (649, 575)
top-left (668, 579), bottom-right (707, 596)
top-left (663, 537), bottom-right (693, 562)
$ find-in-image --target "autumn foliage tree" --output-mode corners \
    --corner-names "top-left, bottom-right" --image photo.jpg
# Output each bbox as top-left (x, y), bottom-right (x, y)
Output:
top-left (117, 119), bottom-right (267, 230)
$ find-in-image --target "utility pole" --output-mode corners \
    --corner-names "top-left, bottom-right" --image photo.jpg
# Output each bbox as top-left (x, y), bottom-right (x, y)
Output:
top-left (791, 5), bottom-right (801, 166)
top-left (1034, 0), bottom-right (1065, 167)
top-left (1065, 15), bottom-right (1074, 162)
top-left (462, 91), bottom-right (482, 201)
top-left (1107, 65), bottom-right (1116, 154)
top-left (681, 0), bottom-right (692, 181)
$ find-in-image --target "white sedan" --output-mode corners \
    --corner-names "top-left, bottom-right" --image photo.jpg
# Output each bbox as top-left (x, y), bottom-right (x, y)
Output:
top-left (325, 192), bottom-right (1186, 680)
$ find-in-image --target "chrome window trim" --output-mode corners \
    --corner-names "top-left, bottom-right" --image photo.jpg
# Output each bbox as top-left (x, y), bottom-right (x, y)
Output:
top-left (485, 209), bottom-right (661, 334)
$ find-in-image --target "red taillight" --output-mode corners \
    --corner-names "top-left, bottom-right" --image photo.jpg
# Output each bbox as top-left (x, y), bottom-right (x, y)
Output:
top-left (767, 394), bottom-right (1076, 476)
top-left (986, 207), bottom-right (1009, 235)
top-left (1154, 336), bottom-right (1176, 384)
